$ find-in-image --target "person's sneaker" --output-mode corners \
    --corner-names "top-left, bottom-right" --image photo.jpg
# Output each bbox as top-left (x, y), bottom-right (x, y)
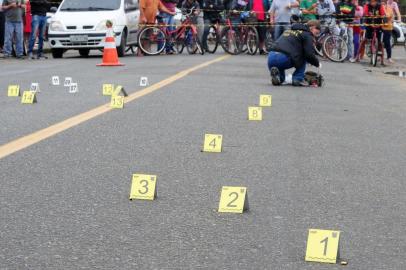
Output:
top-left (388, 58), bottom-right (395, 64)
top-left (37, 55), bottom-right (48, 60)
top-left (16, 55), bottom-right (25, 59)
top-left (28, 52), bottom-right (35, 59)
top-left (349, 57), bottom-right (356, 63)
top-left (292, 80), bottom-right (310, 87)
top-left (270, 67), bottom-right (281, 86)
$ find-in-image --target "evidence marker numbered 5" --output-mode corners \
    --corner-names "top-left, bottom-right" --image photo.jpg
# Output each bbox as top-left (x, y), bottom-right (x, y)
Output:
top-left (218, 186), bottom-right (249, 213)
top-left (129, 174), bottom-right (157, 200)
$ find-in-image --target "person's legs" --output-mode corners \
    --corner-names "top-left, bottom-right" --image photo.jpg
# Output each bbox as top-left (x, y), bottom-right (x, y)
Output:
top-left (37, 16), bottom-right (48, 57)
top-left (0, 12), bottom-right (5, 50)
top-left (268, 51), bottom-right (293, 84)
top-left (14, 22), bottom-right (24, 57)
top-left (347, 26), bottom-right (354, 60)
top-left (4, 21), bottom-right (14, 56)
top-left (383, 30), bottom-right (392, 60)
top-left (292, 62), bottom-right (306, 82)
top-left (28, 15), bottom-right (40, 56)
top-left (273, 24), bottom-right (283, 41)
top-left (202, 18), bottom-right (211, 50)
top-left (353, 32), bottom-right (360, 59)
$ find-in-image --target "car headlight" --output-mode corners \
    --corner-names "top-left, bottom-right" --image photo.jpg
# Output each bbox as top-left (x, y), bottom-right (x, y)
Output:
top-left (96, 20), bottom-right (115, 31)
top-left (49, 20), bottom-right (64, 31)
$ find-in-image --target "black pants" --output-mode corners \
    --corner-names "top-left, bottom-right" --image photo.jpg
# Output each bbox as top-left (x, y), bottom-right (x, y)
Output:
top-left (383, 30), bottom-right (392, 59)
top-left (0, 12), bottom-right (5, 48)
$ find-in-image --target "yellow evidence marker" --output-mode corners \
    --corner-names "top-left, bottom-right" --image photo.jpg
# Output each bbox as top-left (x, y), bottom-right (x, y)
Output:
top-left (21, 91), bottom-right (37, 104)
top-left (110, 95), bottom-right (124, 109)
top-left (248, 107), bottom-right (262, 121)
top-left (218, 186), bottom-right (249, 213)
top-left (112, 85), bottom-right (128, 97)
top-left (203, 134), bottom-right (223, 153)
top-left (7, 85), bottom-right (20, 97)
top-left (103, 84), bottom-right (114, 96)
top-left (259, 94), bottom-right (272, 107)
top-left (305, 229), bottom-right (341, 264)
top-left (129, 174), bottom-right (157, 200)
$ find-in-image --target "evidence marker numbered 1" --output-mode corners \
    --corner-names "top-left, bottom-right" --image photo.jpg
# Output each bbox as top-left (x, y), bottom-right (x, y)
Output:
top-left (129, 174), bottom-right (157, 200)
top-left (203, 134), bottom-right (223, 153)
top-left (21, 91), bottom-right (37, 104)
top-left (248, 106), bottom-right (262, 121)
top-left (103, 83), bottom-right (114, 96)
top-left (305, 229), bottom-right (341, 264)
top-left (218, 186), bottom-right (249, 213)
top-left (7, 85), bottom-right (20, 97)
top-left (259, 94), bottom-right (272, 107)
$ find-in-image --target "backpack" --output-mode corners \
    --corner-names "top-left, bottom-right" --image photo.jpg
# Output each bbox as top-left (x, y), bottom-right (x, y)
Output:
top-left (304, 71), bottom-right (324, 87)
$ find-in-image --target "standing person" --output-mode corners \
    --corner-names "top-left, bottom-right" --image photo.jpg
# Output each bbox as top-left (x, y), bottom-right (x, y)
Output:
top-left (139, 0), bottom-right (176, 25)
top-left (382, 0), bottom-right (394, 63)
top-left (337, 0), bottom-right (355, 61)
top-left (352, 0), bottom-right (363, 62)
top-left (27, 0), bottom-right (50, 59)
top-left (159, 0), bottom-right (178, 54)
top-left (269, 0), bottom-right (299, 40)
top-left (300, 0), bottom-right (317, 22)
top-left (23, 0), bottom-right (30, 54)
top-left (268, 20), bottom-right (321, 86)
top-left (248, 0), bottom-right (270, 54)
top-left (202, 0), bottom-right (223, 52)
top-left (2, 0), bottom-right (26, 59)
top-left (389, 0), bottom-right (401, 22)
top-left (0, 0), bottom-right (5, 53)
top-left (317, 0), bottom-right (337, 34)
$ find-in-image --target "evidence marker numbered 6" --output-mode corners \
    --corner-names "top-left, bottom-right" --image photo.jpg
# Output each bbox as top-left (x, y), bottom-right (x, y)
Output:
top-left (203, 134), bottom-right (223, 153)
top-left (305, 229), bottom-right (341, 264)
top-left (129, 174), bottom-right (157, 200)
top-left (218, 186), bottom-right (249, 213)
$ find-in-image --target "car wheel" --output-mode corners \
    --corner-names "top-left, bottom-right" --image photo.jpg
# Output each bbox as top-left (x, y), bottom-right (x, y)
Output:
top-left (51, 48), bottom-right (64, 58)
top-left (79, 49), bottom-right (90, 57)
top-left (117, 30), bottom-right (127, 57)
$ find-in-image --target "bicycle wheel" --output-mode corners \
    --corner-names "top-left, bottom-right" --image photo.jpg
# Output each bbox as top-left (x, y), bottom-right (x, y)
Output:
top-left (322, 35), bottom-right (348, 62)
top-left (220, 26), bottom-right (241, 55)
top-left (175, 35), bottom-right (185, 54)
top-left (314, 36), bottom-right (325, 57)
top-left (206, 25), bottom-right (219, 53)
top-left (137, 26), bottom-right (166, 56)
top-left (246, 26), bottom-right (259, 55)
top-left (370, 38), bottom-right (378, 67)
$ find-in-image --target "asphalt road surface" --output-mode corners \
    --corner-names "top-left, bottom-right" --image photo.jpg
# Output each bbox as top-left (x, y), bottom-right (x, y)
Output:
top-left (1, 49), bottom-right (406, 270)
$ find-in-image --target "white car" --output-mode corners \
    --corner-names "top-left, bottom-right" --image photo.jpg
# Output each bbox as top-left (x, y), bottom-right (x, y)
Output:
top-left (48, 0), bottom-right (140, 58)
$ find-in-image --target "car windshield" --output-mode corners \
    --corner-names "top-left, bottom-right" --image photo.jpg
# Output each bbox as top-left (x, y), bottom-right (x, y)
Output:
top-left (60, 0), bottom-right (121, 11)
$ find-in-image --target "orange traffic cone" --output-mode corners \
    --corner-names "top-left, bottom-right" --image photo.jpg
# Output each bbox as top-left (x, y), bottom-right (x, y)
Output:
top-left (97, 27), bottom-right (124, 67)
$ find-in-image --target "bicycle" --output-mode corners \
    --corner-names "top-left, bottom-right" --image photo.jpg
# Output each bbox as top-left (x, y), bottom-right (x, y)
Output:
top-left (219, 11), bottom-right (259, 55)
top-left (137, 8), bottom-right (204, 56)
top-left (313, 20), bottom-right (348, 62)
top-left (368, 28), bottom-right (384, 66)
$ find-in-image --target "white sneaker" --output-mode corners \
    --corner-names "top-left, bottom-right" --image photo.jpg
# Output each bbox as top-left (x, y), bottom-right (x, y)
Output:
top-left (349, 58), bottom-right (356, 63)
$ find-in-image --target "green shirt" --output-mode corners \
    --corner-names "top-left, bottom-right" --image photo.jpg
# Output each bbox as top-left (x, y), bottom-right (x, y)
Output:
top-left (300, 0), bottom-right (317, 20)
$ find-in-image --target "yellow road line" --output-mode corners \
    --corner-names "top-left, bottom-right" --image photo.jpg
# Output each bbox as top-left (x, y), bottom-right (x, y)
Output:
top-left (0, 55), bottom-right (230, 160)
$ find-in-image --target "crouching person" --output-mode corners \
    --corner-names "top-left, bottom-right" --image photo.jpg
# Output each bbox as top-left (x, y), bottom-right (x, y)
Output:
top-left (268, 20), bottom-right (321, 86)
